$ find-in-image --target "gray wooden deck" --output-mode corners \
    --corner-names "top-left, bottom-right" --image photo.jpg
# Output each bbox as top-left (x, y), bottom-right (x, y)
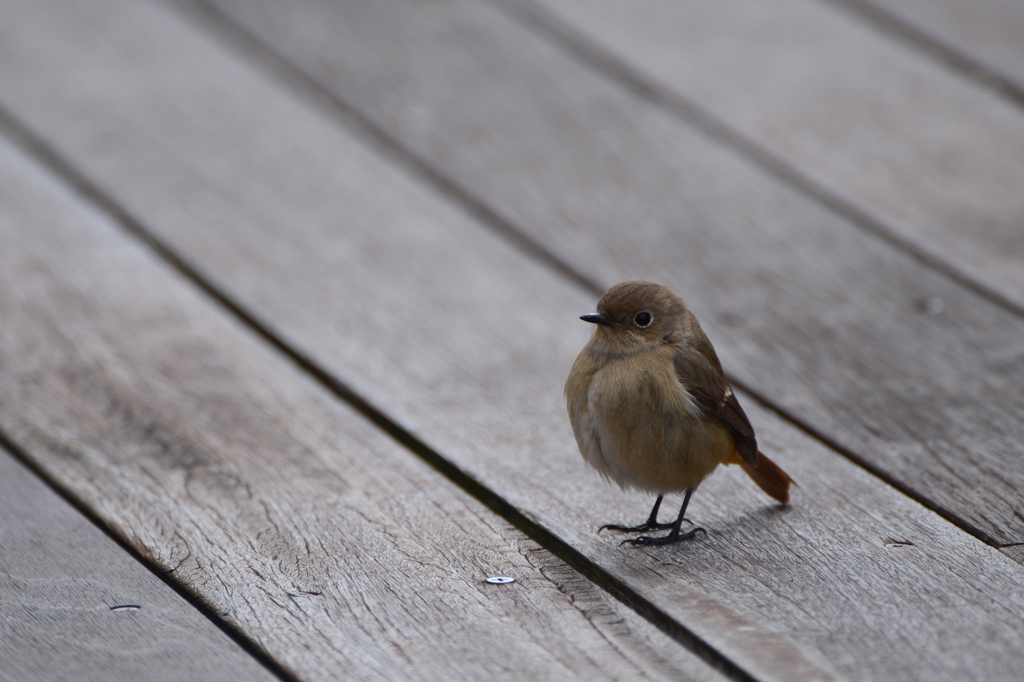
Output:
top-left (2, 0), bottom-right (1023, 680)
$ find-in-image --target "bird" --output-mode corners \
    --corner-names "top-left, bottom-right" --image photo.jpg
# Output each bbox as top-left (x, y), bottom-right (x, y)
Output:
top-left (565, 280), bottom-right (793, 546)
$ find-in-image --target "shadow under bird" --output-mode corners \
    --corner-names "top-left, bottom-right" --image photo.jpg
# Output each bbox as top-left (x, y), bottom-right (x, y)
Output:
top-left (565, 281), bottom-right (794, 546)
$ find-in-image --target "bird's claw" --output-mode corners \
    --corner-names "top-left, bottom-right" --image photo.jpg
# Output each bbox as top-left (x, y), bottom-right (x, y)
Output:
top-left (620, 527), bottom-right (707, 547)
top-left (599, 518), bottom-right (694, 534)
top-left (599, 521), bottom-right (675, 534)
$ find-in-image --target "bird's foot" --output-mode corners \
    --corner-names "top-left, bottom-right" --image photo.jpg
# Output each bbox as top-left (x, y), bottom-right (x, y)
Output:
top-left (599, 521), bottom-right (673, 534)
top-left (621, 527), bottom-right (706, 547)
top-left (599, 518), bottom-right (693, 534)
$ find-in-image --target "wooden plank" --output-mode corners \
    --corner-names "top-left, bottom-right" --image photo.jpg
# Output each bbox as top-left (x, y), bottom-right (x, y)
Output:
top-left (3, 1), bottom-right (1024, 680)
top-left (171, 0), bottom-right (1024, 544)
top-left (1002, 545), bottom-right (1024, 567)
top-left (0, 126), bottom-right (724, 681)
top-left (0, 449), bottom-right (279, 682)
top-left (494, 0), bottom-right (1024, 313)
top-left (842, 0), bottom-right (1024, 95)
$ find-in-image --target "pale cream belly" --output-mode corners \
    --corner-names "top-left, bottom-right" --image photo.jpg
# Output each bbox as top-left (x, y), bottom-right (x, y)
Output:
top-left (578, 353), bottom-right (734, 494)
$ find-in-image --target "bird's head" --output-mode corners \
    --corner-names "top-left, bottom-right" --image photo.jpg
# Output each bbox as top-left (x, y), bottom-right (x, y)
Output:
top-left (581, 280), bottom-right (690, 351)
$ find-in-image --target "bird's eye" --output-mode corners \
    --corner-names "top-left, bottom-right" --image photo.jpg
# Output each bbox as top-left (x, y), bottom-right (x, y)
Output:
top-left (634, 312), bottom-right (653, 328)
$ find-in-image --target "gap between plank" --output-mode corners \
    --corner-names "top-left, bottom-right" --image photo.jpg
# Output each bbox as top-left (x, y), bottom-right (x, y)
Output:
top-left (175, 0), bottom-right (604, 300)
top-left (159, 0), bottom-right (1022, 549)
top-left (0, 431), bottom-right (296, 682)
top-left (488, 0), bottom-right (1024, 323)
top-left (730, 380), bottom-right (1005, 547)
top-left (820, 0), bottom-right (1024, 111)
top-left (0, 101), bottom-right (756, 682)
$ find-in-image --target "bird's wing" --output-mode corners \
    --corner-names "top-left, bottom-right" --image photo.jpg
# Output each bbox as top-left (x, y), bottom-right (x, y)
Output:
top-left (673, 347), bottom-right (759, 465)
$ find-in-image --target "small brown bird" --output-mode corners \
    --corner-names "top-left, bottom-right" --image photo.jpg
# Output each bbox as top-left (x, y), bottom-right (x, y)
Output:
top-left (565, 281), bottom-right (793, 546)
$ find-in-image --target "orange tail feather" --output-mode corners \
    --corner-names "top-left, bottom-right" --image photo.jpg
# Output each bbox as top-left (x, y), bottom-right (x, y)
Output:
top-left (736, 451), bottom-right (794, 504)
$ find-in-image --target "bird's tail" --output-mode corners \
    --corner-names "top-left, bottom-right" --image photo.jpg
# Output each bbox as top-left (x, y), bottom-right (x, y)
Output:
top-left (733, 451), bottom-right (794, 504)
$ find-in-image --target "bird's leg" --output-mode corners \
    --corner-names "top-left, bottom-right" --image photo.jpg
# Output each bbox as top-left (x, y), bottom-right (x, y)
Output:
top-left (599, 495), bottom-right (678, 534)
top-left (623, 488), bottom-right (706, 546)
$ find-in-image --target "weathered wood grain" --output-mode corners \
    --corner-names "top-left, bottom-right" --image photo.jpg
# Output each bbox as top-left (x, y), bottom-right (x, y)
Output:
top-left (0, 138), bottom-right (724, 680)
top-left (171, 0), bottom-right (1024, 544)
top-left (842, 0), bottom-right (1024, 95)
top-left (494, 0), bottom-right (1024, 313)
top-left (4, 0), bottom-right (1024, 679)
top-left (0, 449), bottom-right (279, 682)
top-left (1001, 545), bottom-right (1024, 567)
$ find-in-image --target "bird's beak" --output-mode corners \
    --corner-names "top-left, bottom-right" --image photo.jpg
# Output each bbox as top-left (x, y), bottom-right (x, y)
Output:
top-left (580, 312), bottom-right (612, 327)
